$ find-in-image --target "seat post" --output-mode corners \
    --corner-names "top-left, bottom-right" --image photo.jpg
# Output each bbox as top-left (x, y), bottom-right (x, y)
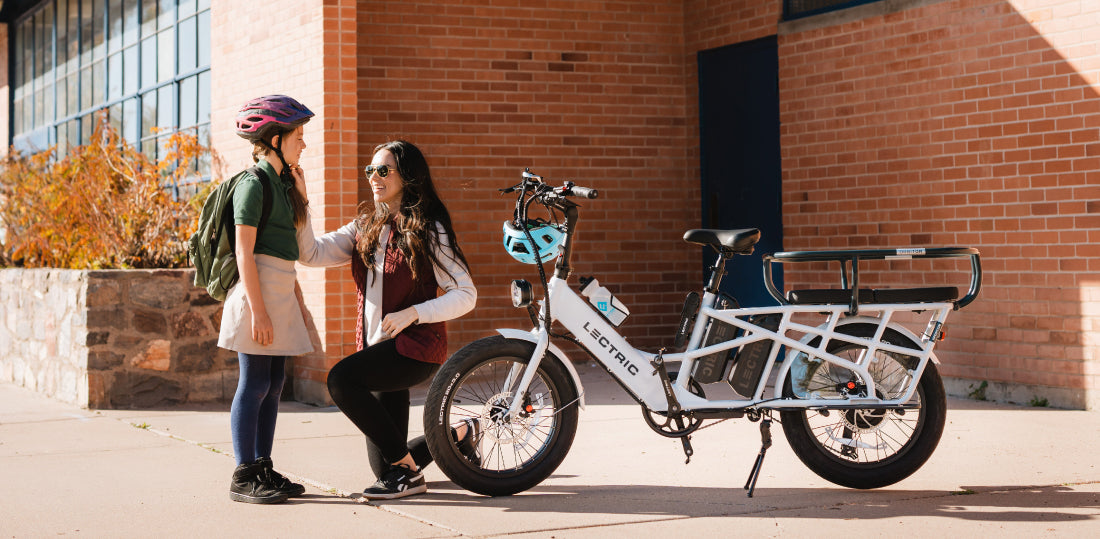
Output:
top-left (704, 250), bottom-right (730, 294)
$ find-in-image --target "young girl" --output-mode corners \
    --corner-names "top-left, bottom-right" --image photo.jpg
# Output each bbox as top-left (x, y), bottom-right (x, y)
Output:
top-left (219, 95), bottom-right (314, 504)
top-left (296, 140), bottom-right (477, 499)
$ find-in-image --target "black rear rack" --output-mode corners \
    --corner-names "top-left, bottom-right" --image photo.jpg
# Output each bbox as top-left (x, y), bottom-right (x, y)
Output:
top-left (762, 247), bottom-right (982, 315)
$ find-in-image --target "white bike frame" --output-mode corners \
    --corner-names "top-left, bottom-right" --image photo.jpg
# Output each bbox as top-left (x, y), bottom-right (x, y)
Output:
top-left (503, 275), bottom-right (954, 418)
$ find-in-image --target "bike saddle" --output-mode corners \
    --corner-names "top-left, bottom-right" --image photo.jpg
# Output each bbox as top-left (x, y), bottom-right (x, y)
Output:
top-left (683, 228), bottom-right (761, 255)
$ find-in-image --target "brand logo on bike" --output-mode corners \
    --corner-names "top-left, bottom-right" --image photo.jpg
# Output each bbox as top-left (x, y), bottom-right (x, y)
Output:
top-left (582, 321), bottom-right (639, 376)
top-left (597, 301), bottom-right (609, 312)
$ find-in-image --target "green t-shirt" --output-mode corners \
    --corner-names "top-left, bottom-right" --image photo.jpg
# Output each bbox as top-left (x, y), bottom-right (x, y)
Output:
top-left (231, 160), bottom-right (300, 261)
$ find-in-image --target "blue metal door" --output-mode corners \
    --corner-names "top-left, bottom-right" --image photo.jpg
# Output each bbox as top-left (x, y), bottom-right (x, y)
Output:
top-left (698, 36), bottom-right (783, 307)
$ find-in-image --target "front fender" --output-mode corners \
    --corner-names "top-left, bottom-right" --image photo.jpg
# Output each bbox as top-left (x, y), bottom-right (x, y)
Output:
top-left (496, 328), bottom-right (586, 410)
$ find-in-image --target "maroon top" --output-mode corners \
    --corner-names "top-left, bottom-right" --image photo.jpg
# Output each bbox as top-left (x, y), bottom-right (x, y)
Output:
top-left (350, 227), bottom-right (447, 364)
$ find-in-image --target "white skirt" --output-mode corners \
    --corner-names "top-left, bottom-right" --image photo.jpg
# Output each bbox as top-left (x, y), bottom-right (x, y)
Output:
top-left (218, 254), bottom-right (314, 356)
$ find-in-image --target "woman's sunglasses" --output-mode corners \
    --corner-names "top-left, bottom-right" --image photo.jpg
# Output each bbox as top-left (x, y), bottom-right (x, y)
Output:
top-left (364, 164), bottom-right (397, 178)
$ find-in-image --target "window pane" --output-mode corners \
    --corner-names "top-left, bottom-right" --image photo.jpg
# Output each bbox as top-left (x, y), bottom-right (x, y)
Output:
top-left (109, 102), bottom-right (123, 133)
top-left (157, 29), bottom-right (174, 82)
top-left (13, 25), bottom-right (22, 90)
top-left (56, 122), bottom-right (68, 153)
top-left (80, 66), bottom-right (93, 111)
top-left (123, 0), bottom-right (139, 46)
top-left (57, 2), bottom-right (68, 67)
top-left (198, 0), bottom-right (209, 11)
top-left (80, 0), bottom-right (93, 64)
top-left (197, 10), bottom-right (209, 67)
top-left (197, 69), bottom-right (209, 126)
top-left (158, 84), bottom-right (174, 128)
top-left (141, 0), bottom-right (157, 38)
top-left (179, 0), bottom-right (195, 16)
top-left (42, 4), bottom-right (55, 77)
top-left (56, 78), bottom-right (68, 117)
top-left (109, 0), bottom-right (123, 52)
top-left (123, 46), bottom-right (139, 94)
top-left (158, 0), bottom-right (175, 30)
top-left (34, 90), bottom-right (44, 128)
top-left (44, 82), bottom-right (55, 125)
top-left (178, 15), bottom-right (196, 72)
top-left (141, 36), bottom-right (156, 88)
top-left (68, 0), bottom-right (80, 66)
top-left (67, 73), bottom-right (79, 116)
top-left (179, 75), bottom-right (196, 127)
top-left (108, 52), bottom-right (123, 99)
top-left (91, 59), bottom-right (105, 104)
top-left (34, 11), bottom-right (45, 93)
top-left (123, 97), bottom-right (139, 144)
top-left (81, 113), bottom-right (95, 144)
top-left (93, 0), bottom-right (107, 60)
top-left (141, 91), bottom-right (156, 138)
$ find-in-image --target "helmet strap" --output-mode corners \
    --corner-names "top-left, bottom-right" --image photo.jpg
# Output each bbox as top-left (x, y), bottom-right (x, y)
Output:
top-left (259, 136), bottom-right (292, 180)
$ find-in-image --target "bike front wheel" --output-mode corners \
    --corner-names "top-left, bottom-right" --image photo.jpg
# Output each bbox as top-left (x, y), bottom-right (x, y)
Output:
top-left (424, 335), bottom-right (580, 496)
top-left (780, 324), bottom-right (947, 489)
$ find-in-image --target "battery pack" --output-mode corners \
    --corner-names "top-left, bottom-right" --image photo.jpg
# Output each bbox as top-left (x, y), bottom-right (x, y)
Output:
top-left (728, 314), bottom-right (781, 398)
top-left (692, 318), bottom-right (738, 384)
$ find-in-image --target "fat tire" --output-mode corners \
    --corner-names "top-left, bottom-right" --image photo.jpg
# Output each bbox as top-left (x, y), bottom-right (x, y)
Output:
top-left (780, 324), bottom-right (947, 489)
top-left (424, 335), bottom-right (579, 496)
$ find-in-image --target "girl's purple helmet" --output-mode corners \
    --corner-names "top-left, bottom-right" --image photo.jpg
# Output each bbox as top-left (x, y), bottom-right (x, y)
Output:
top-left (234, 95), bottom-right (314, 143)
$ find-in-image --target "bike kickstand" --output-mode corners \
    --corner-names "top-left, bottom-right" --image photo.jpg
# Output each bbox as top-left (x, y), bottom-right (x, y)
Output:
top-left (743, 415), bottom-right (773, 498)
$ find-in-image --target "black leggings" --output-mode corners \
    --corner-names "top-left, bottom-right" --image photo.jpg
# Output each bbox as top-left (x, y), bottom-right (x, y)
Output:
top-left (326, 339), bottom-right (438, 478)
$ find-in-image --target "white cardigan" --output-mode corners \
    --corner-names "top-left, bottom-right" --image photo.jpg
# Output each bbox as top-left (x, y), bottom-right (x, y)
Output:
top-left (295, 215), bottom-right (477, 347)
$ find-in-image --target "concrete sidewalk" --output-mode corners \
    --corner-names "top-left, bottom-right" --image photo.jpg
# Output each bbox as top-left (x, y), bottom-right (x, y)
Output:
top-left (2, 363), bottom-right (1098, 537)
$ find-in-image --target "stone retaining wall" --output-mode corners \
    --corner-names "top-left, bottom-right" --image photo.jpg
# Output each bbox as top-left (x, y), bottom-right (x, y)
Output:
top-left (0, 268), bottom-right (239, 408)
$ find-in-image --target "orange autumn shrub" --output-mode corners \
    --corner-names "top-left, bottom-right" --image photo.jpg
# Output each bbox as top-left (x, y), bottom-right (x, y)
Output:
top-left (0, 112), bottom-right (219, 269)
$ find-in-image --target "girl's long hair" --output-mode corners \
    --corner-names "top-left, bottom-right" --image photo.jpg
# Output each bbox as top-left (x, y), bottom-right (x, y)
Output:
top-left (356, 140), bottom-right (469, 284)
top-left (251, 127), bottom-right (308, 227)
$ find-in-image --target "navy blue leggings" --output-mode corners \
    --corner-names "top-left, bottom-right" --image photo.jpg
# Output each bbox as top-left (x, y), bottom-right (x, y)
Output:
top-left (230, 353), bottom-right (287, 465)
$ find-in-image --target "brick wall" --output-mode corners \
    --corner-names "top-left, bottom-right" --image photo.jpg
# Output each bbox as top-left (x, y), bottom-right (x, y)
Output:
top-left (354, 1), bottom-right (704, 355)
top-left (777, 0), bottom-right (1100, 408)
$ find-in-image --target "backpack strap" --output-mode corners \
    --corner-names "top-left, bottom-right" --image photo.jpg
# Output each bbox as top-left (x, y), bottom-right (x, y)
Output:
top-left (225, 165), bottom-right (275, 253)
top-left (248, 165), bottom-right (275, 242)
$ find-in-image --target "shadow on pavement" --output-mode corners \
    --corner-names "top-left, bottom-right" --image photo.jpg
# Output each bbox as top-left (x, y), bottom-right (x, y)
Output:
top-left (362, 482), bottom-right (1099, 523)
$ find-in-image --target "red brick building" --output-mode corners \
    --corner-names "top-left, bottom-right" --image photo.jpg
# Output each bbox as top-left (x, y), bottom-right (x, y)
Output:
top-left (3, 0), bottom-right (1097, 409)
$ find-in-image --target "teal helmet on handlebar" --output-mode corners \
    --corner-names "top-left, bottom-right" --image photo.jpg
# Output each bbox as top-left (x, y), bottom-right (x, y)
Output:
top-left (503, 221), bottom-right (565, 264)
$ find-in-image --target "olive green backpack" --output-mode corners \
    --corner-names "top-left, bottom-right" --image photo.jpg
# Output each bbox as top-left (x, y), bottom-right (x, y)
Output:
top-left (188, 166), bottom-right (273, 301)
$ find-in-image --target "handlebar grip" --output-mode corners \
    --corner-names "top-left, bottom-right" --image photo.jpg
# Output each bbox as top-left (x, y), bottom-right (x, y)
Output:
top-left (570, 186), bottom-right (598, 199)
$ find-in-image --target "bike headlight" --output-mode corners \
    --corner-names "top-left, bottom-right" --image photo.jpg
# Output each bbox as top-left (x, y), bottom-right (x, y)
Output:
top-left (510, 279), bottom-right (533, 308)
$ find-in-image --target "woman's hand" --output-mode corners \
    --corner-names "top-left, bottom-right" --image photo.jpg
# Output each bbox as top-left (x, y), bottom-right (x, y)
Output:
top-left (251, 310), bottom-right (274, 346)
top-left (381, 307), bottom-right (419, 338)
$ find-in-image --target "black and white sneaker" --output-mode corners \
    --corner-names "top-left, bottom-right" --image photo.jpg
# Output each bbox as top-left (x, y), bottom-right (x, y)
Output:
top-left (360, 464), bottom-right (426, 500)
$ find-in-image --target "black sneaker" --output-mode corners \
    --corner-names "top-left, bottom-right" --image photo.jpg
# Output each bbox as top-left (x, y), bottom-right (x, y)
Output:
top-left (360, 464), bottom-right (426, 500)
top-left (256, 457), bottom-right (306, 497)
top-left (230, 461), bottom-right (288, 504)
top-left (454, 418), bottom-right (482, 466)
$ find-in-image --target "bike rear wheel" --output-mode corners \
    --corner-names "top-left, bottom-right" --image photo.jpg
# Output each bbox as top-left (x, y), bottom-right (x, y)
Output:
top-left (424, 335), bottom-right (580, 496)
top-left (780, 324), bottom-right (947, 489)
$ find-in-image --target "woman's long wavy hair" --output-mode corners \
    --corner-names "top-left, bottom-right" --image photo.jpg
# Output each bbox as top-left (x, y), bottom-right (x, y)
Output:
top-left (356, 140), bottom-right (469, 284)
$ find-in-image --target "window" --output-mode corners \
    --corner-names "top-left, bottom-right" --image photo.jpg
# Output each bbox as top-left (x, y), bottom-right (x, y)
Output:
top-left (784, 0), bottom-right (883, 20)
top-left (10, 0), bottom-right (211, 175)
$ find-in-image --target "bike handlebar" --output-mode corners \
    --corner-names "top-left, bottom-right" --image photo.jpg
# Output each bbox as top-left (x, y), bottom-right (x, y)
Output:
top-left (565, 185), bottom-right (598, 199)
top-left (504, 170), bottom-right (599, 201)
